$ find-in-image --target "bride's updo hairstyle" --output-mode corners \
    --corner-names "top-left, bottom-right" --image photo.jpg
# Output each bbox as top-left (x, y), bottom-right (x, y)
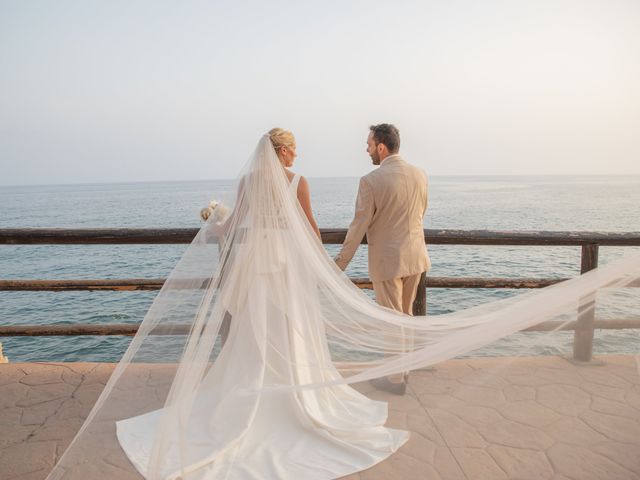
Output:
top-left (268, 128), bottom-right (295, 160)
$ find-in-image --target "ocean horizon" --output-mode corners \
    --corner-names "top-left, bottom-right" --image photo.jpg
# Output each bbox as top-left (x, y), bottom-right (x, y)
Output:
top-left (3, 173), bottom-right (640, 189)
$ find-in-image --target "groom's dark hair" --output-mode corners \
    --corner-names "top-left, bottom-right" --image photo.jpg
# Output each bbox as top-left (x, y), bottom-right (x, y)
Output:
top-left (369, 124), bottom-right (400, 154)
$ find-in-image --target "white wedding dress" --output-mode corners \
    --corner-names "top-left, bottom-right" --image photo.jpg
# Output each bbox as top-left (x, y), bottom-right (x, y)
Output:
top-left (47, 134), bottom-right (640, 480)
top-left (115, 174), bottom-right (408, 480)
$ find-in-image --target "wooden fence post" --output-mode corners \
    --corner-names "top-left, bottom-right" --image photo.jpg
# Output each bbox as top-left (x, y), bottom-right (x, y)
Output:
top-left (412, 272), bottom-right (428, 316)
top-left (572, 244), bottom-right (599, 362)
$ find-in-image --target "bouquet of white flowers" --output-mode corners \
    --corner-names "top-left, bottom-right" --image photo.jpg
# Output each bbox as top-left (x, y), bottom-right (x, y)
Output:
top-left (200, 199), bottom-right (230, 224)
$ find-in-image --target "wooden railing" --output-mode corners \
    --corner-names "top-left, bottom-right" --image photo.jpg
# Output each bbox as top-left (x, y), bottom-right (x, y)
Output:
top-left (1, 228), bottom-right (640, 362)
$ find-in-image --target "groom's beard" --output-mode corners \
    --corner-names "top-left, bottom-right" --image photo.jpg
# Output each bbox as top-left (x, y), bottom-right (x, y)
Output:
top-left (370, 152), bottom-right (381, 165)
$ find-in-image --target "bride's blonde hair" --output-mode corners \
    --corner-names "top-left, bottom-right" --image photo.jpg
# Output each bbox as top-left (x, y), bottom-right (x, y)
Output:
top-left (268, 128), bottom-right (295, 155)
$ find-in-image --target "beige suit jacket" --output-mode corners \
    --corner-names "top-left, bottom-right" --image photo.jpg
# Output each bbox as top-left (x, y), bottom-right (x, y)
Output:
top-left (335, 155), bottom-right (431, 282)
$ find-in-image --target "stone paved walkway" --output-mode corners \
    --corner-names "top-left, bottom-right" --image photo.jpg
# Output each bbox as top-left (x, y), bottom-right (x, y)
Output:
top-left (1, 356), bottom-right (639, 479)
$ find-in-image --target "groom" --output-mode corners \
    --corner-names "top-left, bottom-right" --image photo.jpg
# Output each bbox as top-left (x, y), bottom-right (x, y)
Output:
top-left (335, 124), bottom-right (431, 394)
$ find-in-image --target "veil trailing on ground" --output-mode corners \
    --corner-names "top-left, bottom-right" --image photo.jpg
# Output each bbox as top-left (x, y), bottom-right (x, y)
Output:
top-left (48, 134), bottom-right (640, 479)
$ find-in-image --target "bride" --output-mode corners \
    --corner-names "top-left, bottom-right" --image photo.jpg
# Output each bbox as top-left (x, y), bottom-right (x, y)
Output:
top-left (47, 129), bottom-right (640, 479)
top-left (112, 128), bottom-right (411, 479)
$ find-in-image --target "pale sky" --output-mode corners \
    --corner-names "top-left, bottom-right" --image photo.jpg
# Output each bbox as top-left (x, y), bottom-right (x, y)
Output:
top-left (1, 0), bottom-right (639, 185)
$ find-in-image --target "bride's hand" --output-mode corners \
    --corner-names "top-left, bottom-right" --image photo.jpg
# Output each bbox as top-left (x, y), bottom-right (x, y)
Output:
top-left (201, 200), bottom-right (231, 237)
top-left (206, 222), bottom-right (224, 237)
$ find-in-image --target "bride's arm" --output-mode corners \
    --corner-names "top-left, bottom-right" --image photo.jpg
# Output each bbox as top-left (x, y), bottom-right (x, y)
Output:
top-left (296, 176), bottom-right (322, 241)
top-left (209, 177), bottom-right (246, 237)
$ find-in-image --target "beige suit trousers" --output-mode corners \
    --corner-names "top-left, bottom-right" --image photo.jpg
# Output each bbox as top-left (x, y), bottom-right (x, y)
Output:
top-left (372, 273), bottom-right (422, 383)
top-left (373, 273), bottom-right (422, 315)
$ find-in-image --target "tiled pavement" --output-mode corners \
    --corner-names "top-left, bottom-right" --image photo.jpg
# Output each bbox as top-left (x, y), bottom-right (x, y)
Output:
top-left (1, 356), bottom-right (639, 479)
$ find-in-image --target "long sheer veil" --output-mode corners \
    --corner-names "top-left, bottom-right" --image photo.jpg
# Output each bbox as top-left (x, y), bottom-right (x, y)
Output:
top-left (47, 134), bottom-right (640, 479)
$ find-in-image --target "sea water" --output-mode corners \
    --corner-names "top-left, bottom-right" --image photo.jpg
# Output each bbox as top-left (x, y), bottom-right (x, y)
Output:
top-left (1, 175), bottom-right (639, 361)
